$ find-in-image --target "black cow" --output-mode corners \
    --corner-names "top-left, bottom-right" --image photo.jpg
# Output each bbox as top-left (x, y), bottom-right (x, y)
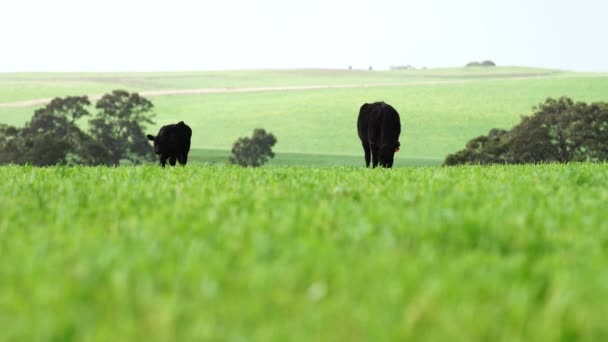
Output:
top-left (357, 102), bottom-right (401, 168)
top-left (147, 121), bottom-right (192, 167)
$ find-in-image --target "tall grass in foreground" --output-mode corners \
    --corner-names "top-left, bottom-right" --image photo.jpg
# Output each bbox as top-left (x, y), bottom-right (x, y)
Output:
top-left (1, 164), bottom-right (608, 341)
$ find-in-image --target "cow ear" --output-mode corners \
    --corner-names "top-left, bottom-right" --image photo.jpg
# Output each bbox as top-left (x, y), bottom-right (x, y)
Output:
top-left (147, 134), bottom-right (155, 141)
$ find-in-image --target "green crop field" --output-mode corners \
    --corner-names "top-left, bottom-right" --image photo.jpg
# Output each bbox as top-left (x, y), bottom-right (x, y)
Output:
top-left (2, 67), bottom-right (607, 165)
top-left (1, 164), bottom-right (608, 340)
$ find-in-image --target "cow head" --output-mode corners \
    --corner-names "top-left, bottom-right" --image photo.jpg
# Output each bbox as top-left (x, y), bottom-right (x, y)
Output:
top-left (379, 141), bottom-right (400, 168)
top-left (147, 134), bottom-right (163, 154)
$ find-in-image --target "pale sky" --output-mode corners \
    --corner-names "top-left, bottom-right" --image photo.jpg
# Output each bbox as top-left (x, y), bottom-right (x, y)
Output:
top-left (1, 0), bottom-right (607, 72)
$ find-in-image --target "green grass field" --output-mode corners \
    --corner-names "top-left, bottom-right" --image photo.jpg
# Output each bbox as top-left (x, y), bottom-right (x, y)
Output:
top-left (2, 67), bottom-right (607, 165)
top-left (2, 68), bottom-right (608, 340)
top-left (2, 164), bottom-right (608, 340)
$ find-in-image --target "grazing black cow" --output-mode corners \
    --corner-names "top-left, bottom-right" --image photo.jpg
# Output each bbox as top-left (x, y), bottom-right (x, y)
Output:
top-left (147, 121), bottom-right (192, 167)
top-left (357, 102), bottom-right (401, 168)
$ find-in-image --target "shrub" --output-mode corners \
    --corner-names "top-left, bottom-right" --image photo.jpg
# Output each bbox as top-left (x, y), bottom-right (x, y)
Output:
top-left (229, 129), bottom-right (277, 167)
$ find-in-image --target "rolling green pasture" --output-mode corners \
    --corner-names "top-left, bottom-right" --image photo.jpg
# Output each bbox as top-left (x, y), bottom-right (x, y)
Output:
top-left (1, 68), bottom-right (607, 165)
top-left (151, 76), bottom-right (608, 164)
top-left (1, 164), bottom-right (608, 340)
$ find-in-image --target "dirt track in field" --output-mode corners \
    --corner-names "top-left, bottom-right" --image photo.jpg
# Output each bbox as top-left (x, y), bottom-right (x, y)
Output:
top-left (0, 75), bottom-right (555, 109)
top-left (0, 81), bottom-right (473, 108)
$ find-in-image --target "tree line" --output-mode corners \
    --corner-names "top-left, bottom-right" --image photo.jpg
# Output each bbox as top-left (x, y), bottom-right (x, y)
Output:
top-left (445, 97), bottom-right (608, 165)
top-left (0, 90), bottom-right (155, 166)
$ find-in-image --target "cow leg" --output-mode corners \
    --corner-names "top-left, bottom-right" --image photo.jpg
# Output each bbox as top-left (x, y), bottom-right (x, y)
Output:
top-left (361, 141), bottom-right (371, 167)
top-left (370, 144), bottom-right (380, 168)
top-left (169, 156), bottom-right (177, 166)
top-left (160, 156), bottom-right (167, 167)
top-left (368, 119), bottom-right (381, 169)
top-left (178, 153), bottom-right (188, 166)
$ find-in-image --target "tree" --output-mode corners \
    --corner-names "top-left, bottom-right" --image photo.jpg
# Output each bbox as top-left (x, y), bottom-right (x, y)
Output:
top-left (20, 133), bottom-right (72, 166)
top-left (466, 60), bottom-right (496, 67)
top-left (229, 129), bottom-right (277, 167)
top-left (89, 90), bottom-right (155, 165)
top-left (0, 96), bottom-right (94, 166)
top-left (444, 128), bottom-right (508, 165)
top-left (444, 97), bottom-right (608, 165)
top-left (0, 124), bottom-right (22, 164)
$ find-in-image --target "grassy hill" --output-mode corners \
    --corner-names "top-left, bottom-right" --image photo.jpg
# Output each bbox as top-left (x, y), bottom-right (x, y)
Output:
top-left (0, 67), bottom-right (563, 102)
top-left (1, 67), bottom-right (607, 165)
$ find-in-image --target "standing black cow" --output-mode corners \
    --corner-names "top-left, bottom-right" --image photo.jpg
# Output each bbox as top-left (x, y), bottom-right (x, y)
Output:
top-left (147, 121), bottom-right (192, 167)
top-left (357, 102), bottom-right (401, 168)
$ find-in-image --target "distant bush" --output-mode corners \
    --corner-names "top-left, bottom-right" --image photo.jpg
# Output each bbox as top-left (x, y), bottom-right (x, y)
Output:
top-left (229, 128), bottom-right (277, 167)
top-left (466, 60), bottom-right (496, 67)
top-left (445, 97), bottom-right (608, 165)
